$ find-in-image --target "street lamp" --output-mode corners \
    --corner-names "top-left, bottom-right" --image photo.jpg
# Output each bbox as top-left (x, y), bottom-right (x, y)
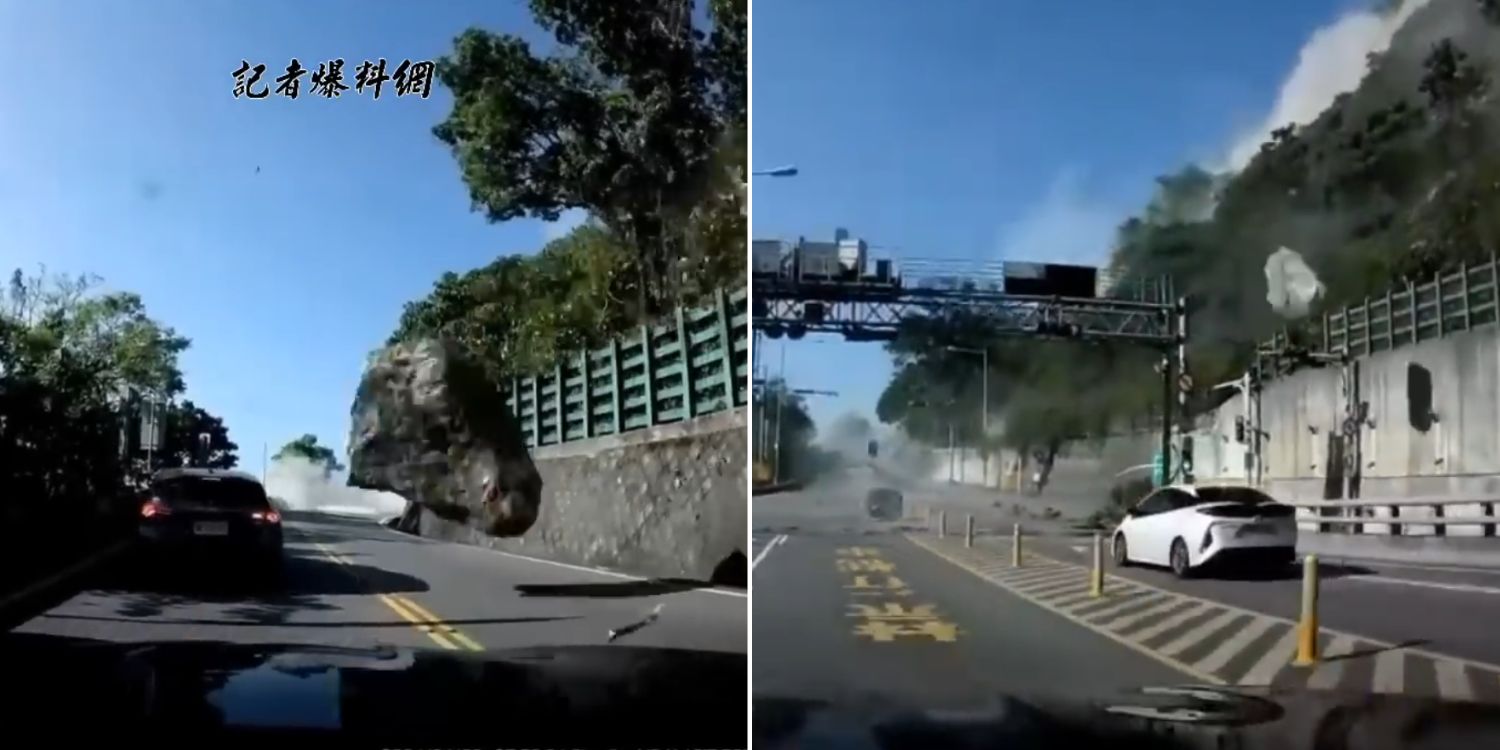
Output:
top-left (944, 346), bottom-right (989, 436)
top-left (946, 345), bottom-right (990, 485)
top-left (752, 165), bottom-right (799, 177)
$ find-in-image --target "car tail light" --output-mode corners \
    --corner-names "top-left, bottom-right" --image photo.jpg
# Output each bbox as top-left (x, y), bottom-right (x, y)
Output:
top-left (1201, 526), bottom-right (1215, 553)
top-left (141, 497), bottom-right (171, 518)
top-left (251, 510), bottom-right (281, 524)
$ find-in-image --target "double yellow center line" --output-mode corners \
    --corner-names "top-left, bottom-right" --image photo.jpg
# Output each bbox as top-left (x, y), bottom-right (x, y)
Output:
top-left (313, 542), bottom-right (484, 652)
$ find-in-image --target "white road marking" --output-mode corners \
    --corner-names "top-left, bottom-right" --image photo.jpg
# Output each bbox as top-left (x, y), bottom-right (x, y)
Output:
top-left (1307, 635), bottom-right (1356, 690)
top-left (1188, 616), bottom-right (1275, 672)
top-left (1344, 575), bottom-right (1500, 596)
top-left (751, 534), bottom-right (787, 571)
top-left (371, 520), bottom-right (748, 598)
top-left (1103, 597), bottom-right (1193, 633)
top-left (1436, 658), bottom-right (1474, 701)
top-left (1158, 609), bottom-right (1240, 658)
top-left (1373, 649), bottom-right (1406, 693)
top-left (1127, 601), bottom-right (1215, 644)
top-left (1237, 626), bottom-right (1298, 686)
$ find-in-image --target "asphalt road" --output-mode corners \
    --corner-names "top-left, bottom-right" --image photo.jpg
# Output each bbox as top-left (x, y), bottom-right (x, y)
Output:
top-left (3, 511), bottom-right (746, 656)
top-left (752, 470), bottom-right (1184, 710)
top-left (1032, 531), bottom-right (1500, 668)
top-left (757, 465), bottom-right (1500, 707)
top-left (907, 475), bottom-right (1500, 670)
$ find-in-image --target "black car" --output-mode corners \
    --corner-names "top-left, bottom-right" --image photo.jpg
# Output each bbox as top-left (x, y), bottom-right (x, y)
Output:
top-left (866, 487), bottom-right (903, 521)
top-left (139, 468), bottom-right (284, 573)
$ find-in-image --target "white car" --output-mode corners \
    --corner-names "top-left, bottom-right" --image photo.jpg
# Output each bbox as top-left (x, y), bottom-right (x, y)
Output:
top-left (1112, 484), bottom-right (1297, 577)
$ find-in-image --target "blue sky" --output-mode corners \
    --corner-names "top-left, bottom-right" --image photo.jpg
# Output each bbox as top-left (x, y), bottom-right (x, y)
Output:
top-left (751, 0), bottom-right (1397, 435)
top-left (0, 1), bottom-right (584, 470)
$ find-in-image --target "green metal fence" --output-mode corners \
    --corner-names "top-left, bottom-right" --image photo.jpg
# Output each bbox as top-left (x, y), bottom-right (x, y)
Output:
top-left (503, 288), bottom-right (748, 448)
top-left (1316, 254), bottom-right (1500, 357)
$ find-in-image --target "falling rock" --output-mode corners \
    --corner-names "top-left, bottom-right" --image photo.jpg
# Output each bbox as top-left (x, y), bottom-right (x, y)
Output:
top-left (347, 336), bottom-right (542, 537)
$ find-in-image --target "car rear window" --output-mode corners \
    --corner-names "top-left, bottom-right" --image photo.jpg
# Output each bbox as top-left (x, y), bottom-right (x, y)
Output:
top-left (1198, 503), bottom-right (1294, 518)
top-left (1193, 487), bottom-right (1277, 506)
top-left (153, 477), bottom-right (269, 509)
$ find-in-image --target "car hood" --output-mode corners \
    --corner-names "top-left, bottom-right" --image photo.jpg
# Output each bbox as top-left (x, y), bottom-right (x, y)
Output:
top-left (4, 635), bottom-right (744, 744)
top-left (755, 684), bottom-right (1500, 749)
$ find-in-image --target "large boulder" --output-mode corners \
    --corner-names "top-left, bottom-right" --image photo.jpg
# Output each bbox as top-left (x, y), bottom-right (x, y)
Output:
top-left (347, 337), bottom-right (541, 537)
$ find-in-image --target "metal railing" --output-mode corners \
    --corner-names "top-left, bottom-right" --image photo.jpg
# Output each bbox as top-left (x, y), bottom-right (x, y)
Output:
top-left (1263, 254), bottom-right (1500, 360)
top-left (503, 288), bottom-right (748, 448)
top-left (1288, 497), bottom-right (1500, 537)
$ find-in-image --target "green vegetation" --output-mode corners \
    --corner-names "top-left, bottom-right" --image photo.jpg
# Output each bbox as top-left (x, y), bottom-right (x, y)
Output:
top-left (880, 0), bottom-right (1500, 451)
top-left (0, 267), bottom-right (237, 527)
top-left (753, 378), bottom-right (830, 483)
top-left (273, 433), bottom-right (344, 476)
top-left (394, 0), bottom-right (746, 382)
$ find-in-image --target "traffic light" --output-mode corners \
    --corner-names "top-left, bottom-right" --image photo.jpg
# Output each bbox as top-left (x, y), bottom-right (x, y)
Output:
top-left (1234, 416), bottom-right (1246, 443)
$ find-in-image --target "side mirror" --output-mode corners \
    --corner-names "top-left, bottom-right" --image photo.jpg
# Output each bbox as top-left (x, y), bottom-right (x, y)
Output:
top-left (1124, 507), bottom-right (1140, 518)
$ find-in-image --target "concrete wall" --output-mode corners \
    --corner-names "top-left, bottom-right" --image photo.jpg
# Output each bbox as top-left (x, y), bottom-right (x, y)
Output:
top-left (414, 408), bottom-right (747, 584)
top-left (1191, 325), bottom-right (1500, 505)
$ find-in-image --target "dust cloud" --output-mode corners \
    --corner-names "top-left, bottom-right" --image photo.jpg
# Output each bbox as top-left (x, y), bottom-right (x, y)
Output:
top-left (264, 455), bottom-right (408, 520)
top-left (1223, 0), bottom-right (1431, 170)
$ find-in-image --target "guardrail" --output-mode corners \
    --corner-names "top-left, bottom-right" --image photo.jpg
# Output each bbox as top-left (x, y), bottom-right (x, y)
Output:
top-left (1287, 498), bottom-right (1500, 537)
top-left (1262, 253), bottom-right (1500, 361)
top-left (502, 288), bottom-right (748, 448)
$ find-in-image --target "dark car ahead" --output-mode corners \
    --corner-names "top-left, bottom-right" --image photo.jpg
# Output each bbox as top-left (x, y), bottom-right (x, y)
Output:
top-left (866, 488), bottom-right (903, 521)
top-left (139, 468), bottom-right (283, 574)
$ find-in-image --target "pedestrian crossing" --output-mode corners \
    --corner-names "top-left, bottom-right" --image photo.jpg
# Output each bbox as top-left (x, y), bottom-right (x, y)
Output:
top-left (909, 533), bottom-right (1500, 702)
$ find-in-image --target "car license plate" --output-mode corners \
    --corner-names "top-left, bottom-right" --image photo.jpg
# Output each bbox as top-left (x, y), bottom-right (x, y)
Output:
top-left (1238, 523), bottom-right (1272, 536)
top-left (193, 521), bottom-right (229, 536)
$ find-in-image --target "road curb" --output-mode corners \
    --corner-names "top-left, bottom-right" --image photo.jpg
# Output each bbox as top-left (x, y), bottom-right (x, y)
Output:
top-left (0, 538), bottom-right (133, 619)
top-left (753, 481), bottom-right (802, 496)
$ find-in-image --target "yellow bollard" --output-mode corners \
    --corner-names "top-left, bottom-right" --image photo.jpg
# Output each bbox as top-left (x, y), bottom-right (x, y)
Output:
top-left (1090, 532), bottom-right (1105, 598)
top-left (965, 514), bottom-right (974, 548)
top-left (1012, 523), bottom-right (1023, 567)
top-left (1293, 554), bottom-right (1320, 666)
top-left (939, 510), bottom-right (947, 539)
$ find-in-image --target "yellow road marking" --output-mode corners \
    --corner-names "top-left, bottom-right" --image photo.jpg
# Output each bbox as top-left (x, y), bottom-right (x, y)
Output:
top-left (394, 595), bottom-right (485, 651)
top-left (377, 593), bottom-right (458, 650)
top-left (311, 541), bottom-right (473, 651)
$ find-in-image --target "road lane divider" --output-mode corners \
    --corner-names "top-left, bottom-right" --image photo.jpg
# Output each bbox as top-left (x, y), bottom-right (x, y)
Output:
top-left (908, 531), bottom-right (1500, 701)
top-left (377, 593), bottom-right (458, 650)
top-left (394, 595), bottom-right (485, 652)
top-left (311, 541), bottom-right (482, 652)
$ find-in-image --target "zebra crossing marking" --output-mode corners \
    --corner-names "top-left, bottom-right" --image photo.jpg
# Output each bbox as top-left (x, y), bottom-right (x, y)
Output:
top-left (908, 532), bottom-right (1500, 701)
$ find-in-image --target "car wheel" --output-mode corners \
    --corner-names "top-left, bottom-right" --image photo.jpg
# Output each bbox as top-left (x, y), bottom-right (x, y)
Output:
top-left (1170, 539), bottom-right (1193, 579)
top-left (1112, 534), bottom-right (1131, 567)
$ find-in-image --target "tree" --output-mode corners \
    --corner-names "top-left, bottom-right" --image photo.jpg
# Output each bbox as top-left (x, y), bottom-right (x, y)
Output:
top-left (431, 0), bottom-right (745, 317)
top-left (273, 434), bottom-right (343, 476)
top-left (754, 378), bottom-right (820, 481)
top-left (389, 224), bottom-right (637, 381)
top-left (1, 266), bottom-right (195, 521)
top-left (155, 400), bottom-right (239, 470)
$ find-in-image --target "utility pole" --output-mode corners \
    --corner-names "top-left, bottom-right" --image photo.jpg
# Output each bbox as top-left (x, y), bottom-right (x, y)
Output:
top-left (772, 344), bottom-right (785, 483)
top-left (946, 423), bottom-right (953, 483)
top-left (944, 345), bottom-right (989, 484)
top-left (1177, 296), bottom-right (1191, 485)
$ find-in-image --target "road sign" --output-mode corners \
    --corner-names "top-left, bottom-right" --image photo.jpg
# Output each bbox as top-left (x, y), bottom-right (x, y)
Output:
top-left (1178, 373), bottom-right (1194, 392)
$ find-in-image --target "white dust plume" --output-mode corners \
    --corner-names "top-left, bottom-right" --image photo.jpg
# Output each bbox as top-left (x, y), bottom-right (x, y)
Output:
top-left (264, 455), bottom-right (408, 520)
top-left (1224, 0), bottom-right (1430, 171)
